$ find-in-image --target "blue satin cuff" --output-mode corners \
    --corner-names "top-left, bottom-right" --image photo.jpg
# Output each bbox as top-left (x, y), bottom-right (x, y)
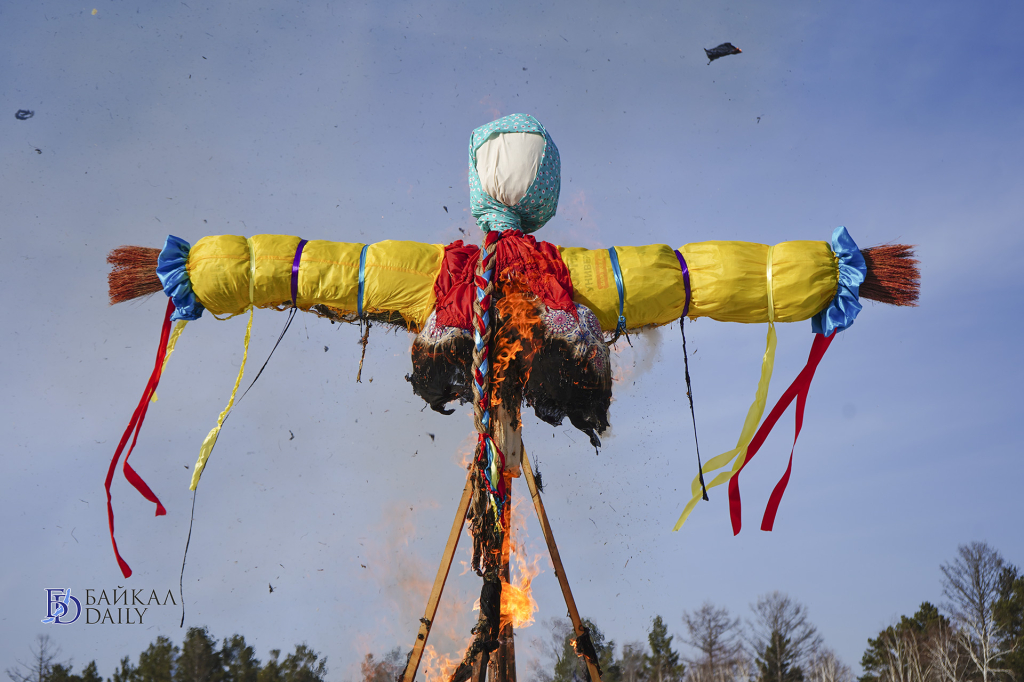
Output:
top-left (156, 235), bottom-right (205, 321)
top-left (811, 226), bottom-right (866, 336)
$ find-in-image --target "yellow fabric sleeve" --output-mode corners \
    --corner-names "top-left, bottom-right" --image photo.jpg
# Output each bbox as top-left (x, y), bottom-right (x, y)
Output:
top-left (558, 245), bottom-right (686, 331)
top-left (186, 235), bottom-right (837, 332)
top-left (187, 235), bottom-right (444, 328)
top-left (562, 241), bottom-right (838, 330)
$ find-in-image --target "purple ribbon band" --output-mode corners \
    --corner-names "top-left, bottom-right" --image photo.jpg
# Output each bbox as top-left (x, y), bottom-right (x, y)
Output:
top-left (674, 250), bottom-right (691, 318)
top-left (291, 239), bottom-right (308, 307)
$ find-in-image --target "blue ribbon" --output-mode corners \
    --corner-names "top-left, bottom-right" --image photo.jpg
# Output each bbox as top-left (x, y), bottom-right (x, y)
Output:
top-left (608, 247), bottom-right (627, 335)
top-left (357, 244), bottom-right (369, 317)
top-left (811, 226), bottom-right (867, 336)
top-left (156, 235), bottom-right (205, 321)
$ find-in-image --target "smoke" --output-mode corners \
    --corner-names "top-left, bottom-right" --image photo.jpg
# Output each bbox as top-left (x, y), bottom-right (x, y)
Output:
top-left (359, 505), bottom-right (478, 665)
top-left (610, 326), bottom-right (664, 388)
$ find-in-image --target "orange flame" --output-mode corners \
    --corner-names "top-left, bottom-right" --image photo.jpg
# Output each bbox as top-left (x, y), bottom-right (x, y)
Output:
top-left (491, 280), bottom-right (544, 409)
top-left (421, 643), bottom-right (468, 682)
top-left (501, 497), bottom-right (541, 629)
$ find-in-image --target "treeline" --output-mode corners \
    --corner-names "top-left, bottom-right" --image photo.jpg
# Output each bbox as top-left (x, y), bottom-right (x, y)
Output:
top-left (11, 543), bottom-right (1022, 682)
top-left (5, 628), bottom-right (326, 682)
top-left (361, 542), bottom-right (1022, 682)
top-left (524, 593), bottom-right (842, 682)
top-left (510, 541), bottom-right (1022, 682)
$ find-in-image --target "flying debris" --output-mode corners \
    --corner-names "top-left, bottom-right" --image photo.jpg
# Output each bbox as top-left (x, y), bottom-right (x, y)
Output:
top-left (268, 583), bottom-right (274, 593)
top-left (705, 43), bottom-right (742, 64)
top-left (15, 109), bottom-right (35, 120)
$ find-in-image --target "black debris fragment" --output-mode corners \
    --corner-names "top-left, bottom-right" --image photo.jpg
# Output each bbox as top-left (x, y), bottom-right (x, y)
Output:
top-left (268, 583), bottom-right (274, 593)
top-left (428, 433), bottom-right (435, 441)
top-left (16, 110), bottom-right (35, 120)
top-left (443, 206), bottom-right (448, 213)
top-left (704, 42), bottom-right (742, 64)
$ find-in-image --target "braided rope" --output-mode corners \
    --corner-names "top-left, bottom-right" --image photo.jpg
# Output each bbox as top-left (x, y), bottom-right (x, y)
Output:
top-left (470, 234), bottom-right (507, 511)
top-left (471, 236), bottom-right (497, 434)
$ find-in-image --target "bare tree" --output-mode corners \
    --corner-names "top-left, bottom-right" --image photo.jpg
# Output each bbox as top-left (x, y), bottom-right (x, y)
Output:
top-left (683, 602), bottom-right (744, 682)
top-left (940, 542), bottom-right (1013, 682)
top-left (748, 592), bottom-right (823, 674)
top-left (805, 649), bottom-right (852, 682)
top-left (6, 635), bottom-right (66, 682)
top-left (927, 620), bottom-right (968, 682)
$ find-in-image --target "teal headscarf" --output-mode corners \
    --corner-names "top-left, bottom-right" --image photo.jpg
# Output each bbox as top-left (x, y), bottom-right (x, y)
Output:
top-left (468, 113), bottom-right (561, 234)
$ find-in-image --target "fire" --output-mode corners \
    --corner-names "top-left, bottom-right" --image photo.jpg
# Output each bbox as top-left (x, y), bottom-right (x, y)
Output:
top-left (500, 497), bottom-right (541, 629)
top-left (491, 337), bottom-right (524, 407)
top-left (420, 643), bottom-right (466, 682)
top-left (490, 279), bottom-right (544, 408)
top-left (499, 566), bottom-right (539, 629)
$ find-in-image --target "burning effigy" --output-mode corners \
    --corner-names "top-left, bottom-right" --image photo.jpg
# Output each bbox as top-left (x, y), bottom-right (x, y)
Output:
top-left (105, 113), bottom-right (918, 682)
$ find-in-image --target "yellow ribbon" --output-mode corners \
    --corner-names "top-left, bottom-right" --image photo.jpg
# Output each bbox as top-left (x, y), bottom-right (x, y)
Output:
top-left (150, 321), bottom-right (188, 403)
top-left (674, 245), bottom-right (778, 530)
top-left (190, 238), bottom-right (256, 490)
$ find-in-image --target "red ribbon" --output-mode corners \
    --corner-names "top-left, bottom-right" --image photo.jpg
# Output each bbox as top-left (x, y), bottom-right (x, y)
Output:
top-left (105, 298), bottom-right (173, 578)
top-left (728, 332), bottom-right (835, 535)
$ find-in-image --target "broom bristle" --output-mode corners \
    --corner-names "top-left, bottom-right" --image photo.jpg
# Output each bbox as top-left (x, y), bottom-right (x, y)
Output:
top-left (107, 246), bottom-right (163, 304)
top-left (860, 244), bottom-right (919, 307)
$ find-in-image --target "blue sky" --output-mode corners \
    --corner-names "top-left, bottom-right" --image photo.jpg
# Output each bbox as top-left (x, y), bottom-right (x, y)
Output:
top-left (2, 1), bottom-right (1023, 680)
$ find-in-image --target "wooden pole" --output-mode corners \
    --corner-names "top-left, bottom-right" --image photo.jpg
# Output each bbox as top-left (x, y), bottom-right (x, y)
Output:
top-left (521, 450), bottom-right (603, 682)
top-left (491, 408), bottom-right (521, 682)
top-left (494, 471), bottom-right (517, 682)
top-left (401, 472), bottom-right (475, 682)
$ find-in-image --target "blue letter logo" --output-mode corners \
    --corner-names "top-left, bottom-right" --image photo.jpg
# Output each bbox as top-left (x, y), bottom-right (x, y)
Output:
top-left (42, 588), bottom-right (81, 624)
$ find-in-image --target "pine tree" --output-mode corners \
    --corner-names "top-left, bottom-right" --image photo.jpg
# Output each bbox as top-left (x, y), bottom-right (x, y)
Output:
top-left (757, 631), bottom-right (803, 682)
top-left (995, 565), bottom-right (1024, 682)
top-left (79, 663), bottom-right (102, 682)
top-left (45, 661), bottom-right (100, 682)
top-left (44, 665), bottom-right (77, 682)
top-left (221, 636), bottom-right (260, 682)
top-left (644, 616), bottom-right (684, 682)
top-left (175, 628), bottom-right (221, 682)
top-left (256, 651), bottom-right (281, 682)
top-left (279, 645), bottom-right (327, 682)
top-left (136, 637), bottom-right (178, 682)
top-left (111, 656), bottom-right (137, 682)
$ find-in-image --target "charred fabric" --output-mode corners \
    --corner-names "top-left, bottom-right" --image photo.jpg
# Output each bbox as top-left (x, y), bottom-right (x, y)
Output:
top-left (407, 278), bottom-right (611, 450)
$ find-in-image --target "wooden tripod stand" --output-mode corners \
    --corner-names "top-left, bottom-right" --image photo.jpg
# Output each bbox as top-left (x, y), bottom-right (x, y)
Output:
top-left (400, 449), bottom-right (603, 682)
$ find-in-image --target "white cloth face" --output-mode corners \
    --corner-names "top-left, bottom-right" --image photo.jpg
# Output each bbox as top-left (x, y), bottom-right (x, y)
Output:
top-left (475, 132), bottom-right (546, 208)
